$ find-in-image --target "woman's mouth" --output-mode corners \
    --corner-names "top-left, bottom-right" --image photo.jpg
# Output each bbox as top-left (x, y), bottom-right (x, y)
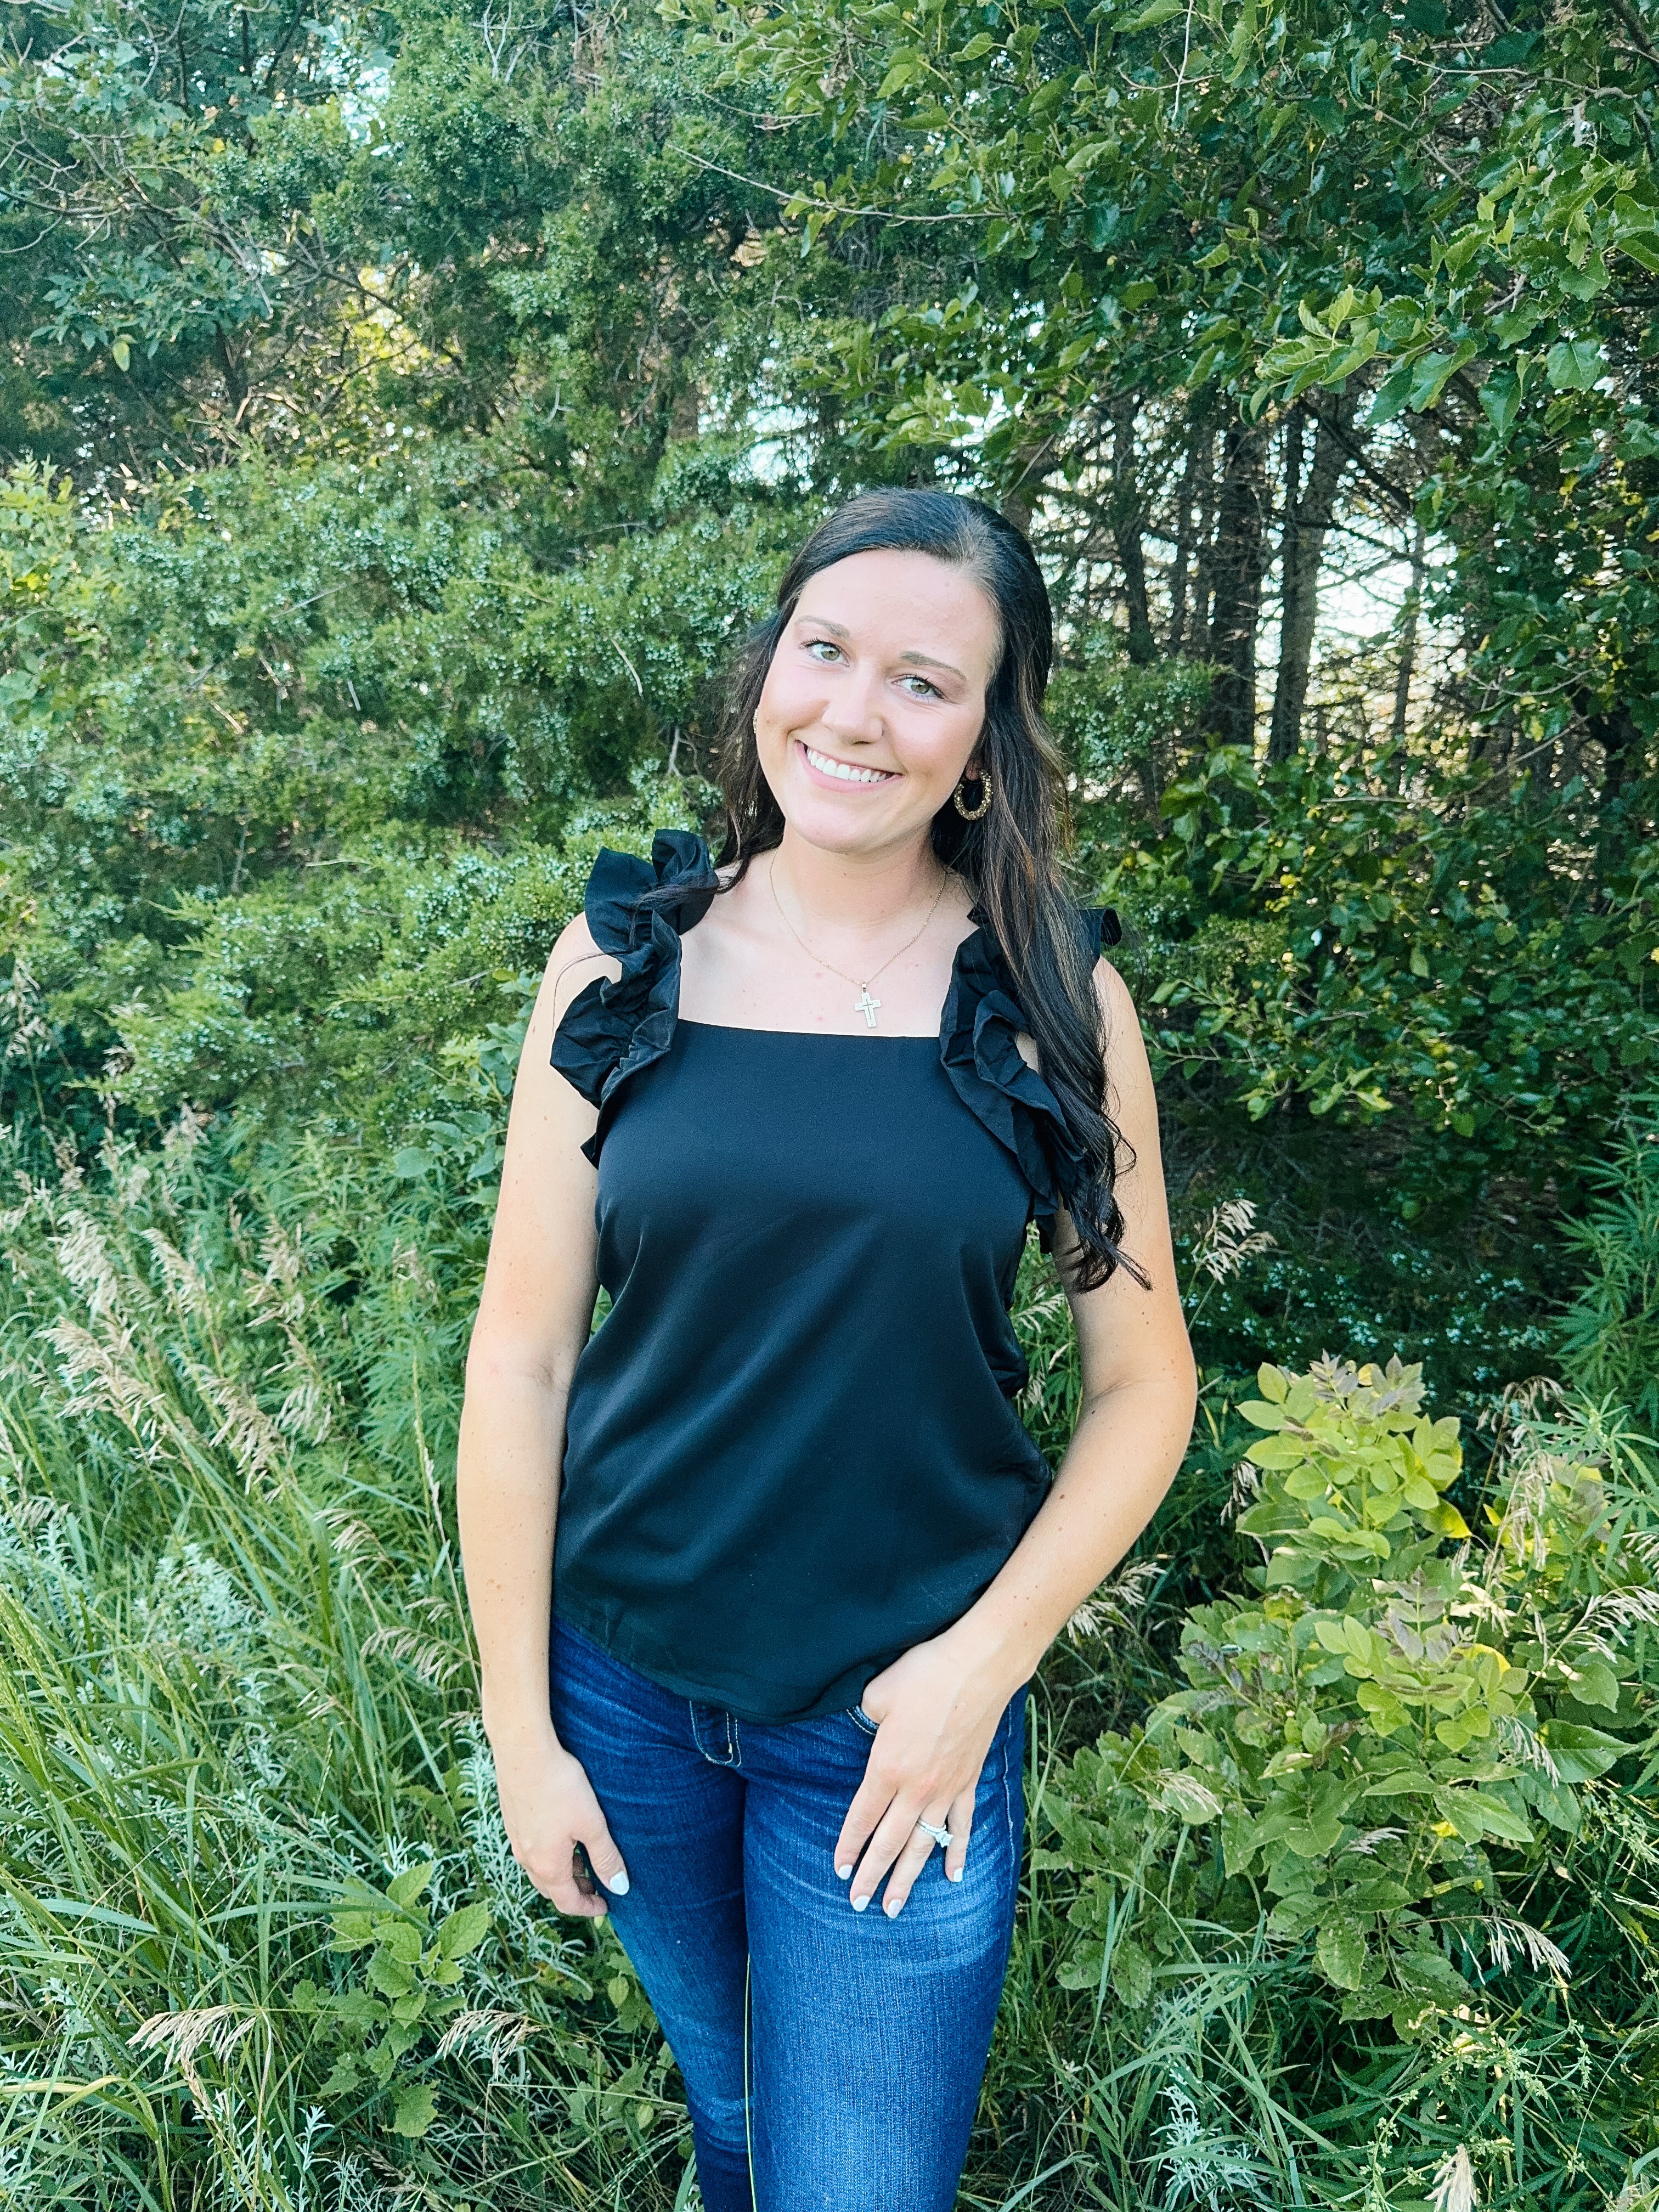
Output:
top-left (799, 741), bottom-right (898, 788)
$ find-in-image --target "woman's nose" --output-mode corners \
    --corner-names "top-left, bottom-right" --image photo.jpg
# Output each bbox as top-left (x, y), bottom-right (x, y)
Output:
top-left (819, 666), bottom-right (883, 741)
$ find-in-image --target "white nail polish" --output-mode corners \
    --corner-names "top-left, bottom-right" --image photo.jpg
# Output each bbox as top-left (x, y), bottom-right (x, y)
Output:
top-left (836, 1864), bottom-right (853, 1881)
top-left (608, 1869), bottom-right (630, 1896)
top-left (884, 1897), bottom-right (902, 1917)
top-left (947, 1866), bottom-right (963, 1883)
top-left (851, 1895), bottom-right (870, 1913)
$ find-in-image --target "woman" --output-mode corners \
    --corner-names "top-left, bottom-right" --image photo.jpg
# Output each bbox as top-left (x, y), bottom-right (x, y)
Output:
top-left (456, 490), bottom-right (1196, 2211)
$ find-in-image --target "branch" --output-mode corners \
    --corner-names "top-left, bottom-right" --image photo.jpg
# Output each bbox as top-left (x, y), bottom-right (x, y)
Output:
top-left (1609, 0), bottom-right (1659, 71)
top-left (674, 149), bottom-right (999, 227)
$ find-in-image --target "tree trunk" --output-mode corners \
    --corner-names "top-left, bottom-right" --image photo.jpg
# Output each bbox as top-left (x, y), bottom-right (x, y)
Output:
top-left (1390, 516), bottom-right (1427, 748)
top-left (1205, 407), bottom-right (1269, 749)
top-left (215, 330), bottom-right (249, 419)
top-left (1192, 420), bottom-right (1217, 658)
top-left (1267, 391), bottom-right (1357, 763)
top-left (1267, 405), bottom-right (1305, 757)
top-left (1168, 422), bottom-right (1199, 657)
top-left (1578, 693), bottom-right (1645, 805)
top-left (1109, 395), bottom-right (1155, 663)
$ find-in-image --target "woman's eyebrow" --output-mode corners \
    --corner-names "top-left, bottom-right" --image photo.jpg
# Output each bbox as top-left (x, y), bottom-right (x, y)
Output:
top-left (794, 614), bottom-right (965, 682)
top-left (899, 649), bottom-right (966, 680)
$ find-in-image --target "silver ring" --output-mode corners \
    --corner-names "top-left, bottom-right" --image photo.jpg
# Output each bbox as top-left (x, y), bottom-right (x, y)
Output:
top-left (916, 1818), bottom-right (951, 1848)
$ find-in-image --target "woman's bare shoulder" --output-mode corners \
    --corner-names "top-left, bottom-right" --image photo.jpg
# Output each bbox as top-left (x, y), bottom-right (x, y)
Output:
top-left (1093, 955), bottom-right (1138, 1024)
top-left (539, 911), bottom-right (623, 1029)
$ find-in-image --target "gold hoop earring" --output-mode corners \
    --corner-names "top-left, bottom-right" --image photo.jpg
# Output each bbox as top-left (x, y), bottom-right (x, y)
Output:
top-left (953, 769), bottom-right (992, 821)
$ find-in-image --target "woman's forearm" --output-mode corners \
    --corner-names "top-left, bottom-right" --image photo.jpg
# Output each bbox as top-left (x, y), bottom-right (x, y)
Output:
top-left (948, 1359), bottom-right (1197, 1695)
top-left (456, 1359), bottom-right (571, 1749)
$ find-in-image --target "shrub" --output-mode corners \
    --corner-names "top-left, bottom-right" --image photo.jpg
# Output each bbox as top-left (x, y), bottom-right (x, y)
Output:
top-left (1036, 1358), bottom-right (1659, 2206)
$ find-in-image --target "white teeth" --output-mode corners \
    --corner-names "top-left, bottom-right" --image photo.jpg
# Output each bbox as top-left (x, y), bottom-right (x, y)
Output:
top-left (804, 744), bottom-right (894, 786)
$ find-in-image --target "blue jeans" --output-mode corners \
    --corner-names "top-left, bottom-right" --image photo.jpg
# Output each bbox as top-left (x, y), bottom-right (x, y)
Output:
top-left (549, 1620), bottom-right (1026, 2212)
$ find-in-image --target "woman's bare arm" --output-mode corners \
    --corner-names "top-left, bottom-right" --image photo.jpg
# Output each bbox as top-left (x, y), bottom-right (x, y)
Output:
top-left (836, 961), bottom-right (1197, 1912)
top-left (947, 958), bottom-right (1198, 1684)
top-left (455, 915), bottom-right (629, 1916)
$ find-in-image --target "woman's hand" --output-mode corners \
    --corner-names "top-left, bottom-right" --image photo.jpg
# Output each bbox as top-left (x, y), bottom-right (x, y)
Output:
top-left (832, 1628), bottom-right (1015, 1917)
top-left (492, 1725), bottom-right (630, 1920)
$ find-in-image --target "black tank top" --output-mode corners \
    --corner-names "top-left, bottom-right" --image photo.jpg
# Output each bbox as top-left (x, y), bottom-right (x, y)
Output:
top-left (549, 833), bottom-right (1115, 1724)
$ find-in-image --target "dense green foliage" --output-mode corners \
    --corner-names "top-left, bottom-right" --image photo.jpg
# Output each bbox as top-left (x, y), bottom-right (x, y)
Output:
top-left (8, 0), bottom-right (1659, 2204)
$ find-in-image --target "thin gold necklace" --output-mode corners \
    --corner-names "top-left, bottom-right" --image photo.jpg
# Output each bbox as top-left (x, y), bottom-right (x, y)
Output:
top-left (768, 856), bottom-right (951, 1031)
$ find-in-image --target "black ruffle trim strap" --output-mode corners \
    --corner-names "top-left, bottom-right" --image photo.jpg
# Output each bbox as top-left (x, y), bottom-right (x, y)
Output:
top-left (551, 828), bottom-right (1120, 1218)
top-left (939, 904), bottom-right (1121, 1251)
top-left (550, 831), bottom-right (719, 1165)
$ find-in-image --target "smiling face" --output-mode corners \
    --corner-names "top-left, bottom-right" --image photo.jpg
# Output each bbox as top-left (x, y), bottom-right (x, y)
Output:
top-left (752, 548), bottom-right (1001, 860)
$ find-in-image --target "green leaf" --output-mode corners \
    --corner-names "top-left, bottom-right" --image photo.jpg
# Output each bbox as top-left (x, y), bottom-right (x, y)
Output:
top-left (330, 1990), bottom-right (384, 2029)
top-left (1481, 28), bottom-right (1538, 65)
top-left (1479, 370), bottom-right (1520, 441)
top-left (368, 1949), bottom-right (415, 1999)
top-left (1256, 1363), bottom-right (1288, 1404)
top-left (1341, 1616), bottom-right (1374, 1660)
top-left (1362, 1765), bottom-right (1435, 1798)
top-left (1316, 1917), bottom-right (1368, 1990)
top-left (1109, 1935), bottom-right (1154, 2006)
top-left (1426, 1502), bottom-right (1471, 1538)
top-left (330, 1910), bottom-right (377, 1951)
top-left (1245, 1434), bottom-right (1307, 1469)
top-left (1406, 345), bottom-right (1475, 413)
top-left (381, 1920), bottom-right (422, 1965)
top-left (1116, 0), bottom-right (1184, 30)
top-left (1538, 1720), bottom-right (1626, 1782)
top-left (1566, 1660), bottom-right (1621, 1712)
top-left (1545, 340), bottom-right (1605, 391)
top-left (386, 1864), bottom-right (435, 1912)
top-left (436, 1901), bottom-right (492, 1960)
top-left (1367, 359), bottom-right (1416, 427)
top-left (1158, 1771), bottom-right (1223, 1822)
top-left (1515, 1768), bottom-right (1582, 1833)
top-left (956, 31), bottom-right (995, 58)
top-left (111, 337), bottom-right (131, 373)
top-left (1238, 1400), bottom-right (1285, 1429)
top-left (390, 2084), bottom-right (437, 2138)
top-left (1464, 1790), bottom-right (1534, 1845)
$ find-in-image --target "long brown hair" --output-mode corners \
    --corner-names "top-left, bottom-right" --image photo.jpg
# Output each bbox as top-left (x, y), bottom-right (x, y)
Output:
top-left (709, 489), bottom-right (1139, 1292)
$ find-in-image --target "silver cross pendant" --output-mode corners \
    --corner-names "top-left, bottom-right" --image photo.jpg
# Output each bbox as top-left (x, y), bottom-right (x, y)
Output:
top-left (854, 985), bottom-right (881, 1030)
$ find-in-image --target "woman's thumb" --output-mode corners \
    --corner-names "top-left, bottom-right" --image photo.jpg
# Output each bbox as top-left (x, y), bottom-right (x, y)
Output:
top-left (583, 1820), bottom-right (630, 1896)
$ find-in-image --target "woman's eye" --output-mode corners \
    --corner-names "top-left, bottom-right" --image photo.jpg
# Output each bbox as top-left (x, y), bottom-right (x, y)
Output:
top-left (805, 639), bottom-right (842, 662)
top-left (900, 674), bottom-right (941, 699)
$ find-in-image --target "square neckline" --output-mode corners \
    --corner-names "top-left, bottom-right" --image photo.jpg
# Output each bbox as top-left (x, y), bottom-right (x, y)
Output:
top-left (673, 902), bottom-right (988, 1045)
top-left (674, 1017), bottom-right (945, 1041)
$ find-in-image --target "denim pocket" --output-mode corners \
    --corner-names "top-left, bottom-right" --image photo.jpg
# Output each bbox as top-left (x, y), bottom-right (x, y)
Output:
top-left (848, 1703), bottom-right (879, 1737)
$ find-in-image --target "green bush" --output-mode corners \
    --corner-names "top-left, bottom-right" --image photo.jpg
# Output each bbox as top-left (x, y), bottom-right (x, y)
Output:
top-left (1033, 1359), bottom-right (1659, 2207)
